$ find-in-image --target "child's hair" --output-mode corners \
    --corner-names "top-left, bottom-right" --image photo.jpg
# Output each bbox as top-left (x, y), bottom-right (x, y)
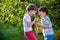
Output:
top-left (38, 6), bottom-right (48, 14)
top-left (26, 4), bottom-right (37, 12)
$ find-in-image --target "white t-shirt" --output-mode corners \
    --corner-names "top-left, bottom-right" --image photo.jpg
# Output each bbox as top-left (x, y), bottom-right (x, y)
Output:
top-left (23, 13), bottom-right (32, 32)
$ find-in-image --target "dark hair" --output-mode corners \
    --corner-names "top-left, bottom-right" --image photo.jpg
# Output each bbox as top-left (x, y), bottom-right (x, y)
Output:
top-left (26, 4), bottom-right (37, 12)
top-left (38, 6), bottom-right (48, 14)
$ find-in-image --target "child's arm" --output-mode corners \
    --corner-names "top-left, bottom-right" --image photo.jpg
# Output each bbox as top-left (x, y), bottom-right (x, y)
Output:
top-left (27, 18), bottom-right (38, 27)
top-left (36, 22), bottom-right (49, 29)
top-left (27, 20), bottom-right (35, 27)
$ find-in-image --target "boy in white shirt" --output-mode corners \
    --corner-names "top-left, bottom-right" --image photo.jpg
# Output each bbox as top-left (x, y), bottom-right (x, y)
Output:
top-left (23, 4), bottom-right (37, 40)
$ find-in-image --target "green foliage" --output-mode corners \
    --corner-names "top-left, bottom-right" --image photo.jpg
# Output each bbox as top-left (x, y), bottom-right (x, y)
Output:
top-left (54, 30), bottom-right (60, 40)
top-left (0, 0), bottom-right (60, 40)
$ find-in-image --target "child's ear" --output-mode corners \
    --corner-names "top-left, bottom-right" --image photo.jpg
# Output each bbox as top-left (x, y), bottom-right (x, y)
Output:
top-left (44, 12), bottom-right (46, 14)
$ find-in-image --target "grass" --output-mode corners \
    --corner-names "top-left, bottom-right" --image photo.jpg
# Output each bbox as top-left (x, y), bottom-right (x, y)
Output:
top-left (0, 23), bottom-right (26, 40)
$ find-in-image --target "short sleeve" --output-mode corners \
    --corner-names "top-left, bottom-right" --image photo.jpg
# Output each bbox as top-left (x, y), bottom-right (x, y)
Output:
top-left (25, 15), bottom-right (31, 22)
top-left (44, 19), bottom-right (50, 25)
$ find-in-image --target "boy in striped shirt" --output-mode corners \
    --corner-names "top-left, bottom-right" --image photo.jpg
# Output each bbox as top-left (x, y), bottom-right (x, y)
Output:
top-left (36, 6), bottom-right (54, 40)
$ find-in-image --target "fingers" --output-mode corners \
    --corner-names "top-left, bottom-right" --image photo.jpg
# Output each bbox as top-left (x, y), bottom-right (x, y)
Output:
top-left (34, 18), bottom-right (38, 22)
top-left (33, 18), bottom-right (38, 24)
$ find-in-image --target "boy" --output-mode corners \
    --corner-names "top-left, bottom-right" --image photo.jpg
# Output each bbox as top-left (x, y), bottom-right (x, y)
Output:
top-left (23, 4), bottom-right (37, 40)
top-left (36, 6), bottom-right (54, 40)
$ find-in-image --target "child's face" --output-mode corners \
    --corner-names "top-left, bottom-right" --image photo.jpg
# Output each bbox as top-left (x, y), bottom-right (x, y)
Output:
top-left (30, 10), bottom-right (37, 16)
top-left (38, 11), bottom-right (46, 18)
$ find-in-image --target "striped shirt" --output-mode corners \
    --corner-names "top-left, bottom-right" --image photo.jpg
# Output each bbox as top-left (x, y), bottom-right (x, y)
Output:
top-left (41, 16), bottom-right (54, 36)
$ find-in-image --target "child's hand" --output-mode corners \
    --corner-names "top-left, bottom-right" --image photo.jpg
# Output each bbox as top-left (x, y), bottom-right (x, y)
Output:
top-left (34, 18), bottom-right (38, 22)
top-left (33, 18), bottom-right (38, 24)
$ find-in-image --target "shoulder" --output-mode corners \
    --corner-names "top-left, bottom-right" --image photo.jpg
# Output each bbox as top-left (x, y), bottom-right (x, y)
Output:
top-left (23, 13), bottom-right (30, 19)
top-left (45, 16), bottom-right (50, 20)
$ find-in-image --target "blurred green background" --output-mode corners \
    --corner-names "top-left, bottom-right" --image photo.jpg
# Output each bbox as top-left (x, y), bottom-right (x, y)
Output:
top-left (0, 0), bottom-right (60, 40)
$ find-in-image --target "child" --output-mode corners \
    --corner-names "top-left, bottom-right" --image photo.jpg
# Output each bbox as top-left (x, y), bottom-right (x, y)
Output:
top-left (23, 4), bottom-right (37, 40)
top-left (36, 6), bottom-right (54, 40)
